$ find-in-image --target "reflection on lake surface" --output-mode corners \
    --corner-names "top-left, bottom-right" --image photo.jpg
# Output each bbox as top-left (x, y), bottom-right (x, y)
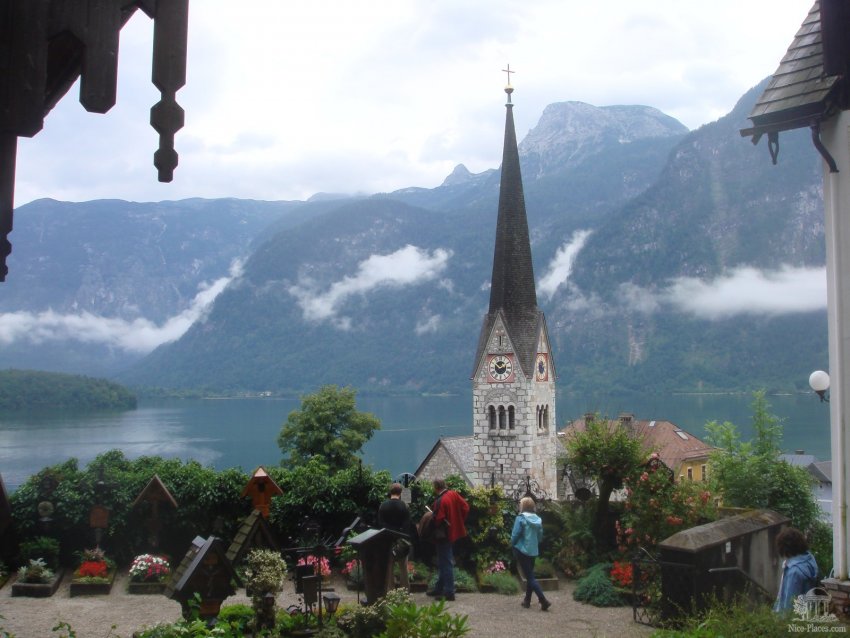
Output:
top-left (0, 391), bottom-right (830, 491)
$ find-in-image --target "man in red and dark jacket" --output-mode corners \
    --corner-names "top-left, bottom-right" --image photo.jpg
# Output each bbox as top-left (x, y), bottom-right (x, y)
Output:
top-left (427, 478), bottom-right (469, 601)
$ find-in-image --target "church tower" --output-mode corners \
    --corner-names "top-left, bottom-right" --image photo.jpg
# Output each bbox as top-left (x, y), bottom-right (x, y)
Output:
top-left (471, 73), bottom-right (558, 498)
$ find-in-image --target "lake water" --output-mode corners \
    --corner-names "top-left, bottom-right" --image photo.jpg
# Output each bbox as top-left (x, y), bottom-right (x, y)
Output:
top-left (0, 391), bottom-right (831, 491)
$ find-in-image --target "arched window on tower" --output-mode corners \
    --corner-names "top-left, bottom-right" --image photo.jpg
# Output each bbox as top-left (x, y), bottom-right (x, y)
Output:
top-left (488, 405), bottom-right (496, 430)
top-left (543, 406), bottom-right (549, 430)
top-left (498, 406), bottom-right (506, 429)
top-left (508, 405), bottom-right (515, 429)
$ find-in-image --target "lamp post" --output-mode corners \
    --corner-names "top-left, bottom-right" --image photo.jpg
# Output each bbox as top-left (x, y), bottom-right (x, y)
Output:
top-left (810, 370), bottom-right (831, 402)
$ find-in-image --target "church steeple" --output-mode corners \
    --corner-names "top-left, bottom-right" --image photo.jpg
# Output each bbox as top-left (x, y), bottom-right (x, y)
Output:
top-left (468, 71), bottom-right (558, 498)
top-left (489, 75), bottom-right (538, 316)
top-left (474, 75), bottom-right (540, 378)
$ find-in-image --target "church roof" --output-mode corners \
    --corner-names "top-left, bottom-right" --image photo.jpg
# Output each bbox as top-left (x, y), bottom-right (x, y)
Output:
top-left (414, 435), bottom-right (474, 485)
top-left (473, 88), bottom-right (544, 377)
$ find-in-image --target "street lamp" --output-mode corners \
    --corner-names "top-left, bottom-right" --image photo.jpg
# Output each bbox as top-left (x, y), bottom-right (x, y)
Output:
top-left (322, 592), bottom-right (341, 616)
top-left (810, 370), bottom-right (831, 402)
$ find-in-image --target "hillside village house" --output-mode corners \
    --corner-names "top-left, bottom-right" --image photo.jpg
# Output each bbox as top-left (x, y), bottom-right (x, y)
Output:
top-left (559, 413), bottom-right (715, 500)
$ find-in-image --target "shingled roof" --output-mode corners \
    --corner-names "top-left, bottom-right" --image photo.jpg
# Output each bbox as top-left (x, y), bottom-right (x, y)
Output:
top-left (473, 91), bottom-right (544, 378)
top-left (741, 0), bottom-right (850, 164)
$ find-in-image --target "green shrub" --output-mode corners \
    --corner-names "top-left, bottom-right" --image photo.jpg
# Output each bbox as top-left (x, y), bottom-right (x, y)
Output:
top-left (650, 598), bottom-right (803, 637)
top-left (428, 568), bottom-right (477, 593)
top-left (377, 600), bottom-right (470, 638)
top-left (810, 519), bottom-right (833, 579)
top-left (547, 501), bottom-right (598, 577)
top-left (535, 557), bottom-right (555, 578)
top-left (479, 570), bottom-right (519, 595)
top-left (217, 603), bottom-right (255, 631)
top-left (573, 563), bottom-right (626, 607)
top-left (19, 536), bottom-right (60, 570)
top-left (336, 588), bottom-right (414, 638)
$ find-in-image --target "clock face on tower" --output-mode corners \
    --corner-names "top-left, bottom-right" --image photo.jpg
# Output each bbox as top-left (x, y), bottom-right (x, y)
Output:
top-left (535, 353), bottom-right (548, 381)
top-left (488, 355), bottom-right (513, 382)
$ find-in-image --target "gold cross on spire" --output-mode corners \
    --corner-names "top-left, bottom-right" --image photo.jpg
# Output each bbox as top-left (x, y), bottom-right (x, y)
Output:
top-left (502, 64), bottom-right (515, 103)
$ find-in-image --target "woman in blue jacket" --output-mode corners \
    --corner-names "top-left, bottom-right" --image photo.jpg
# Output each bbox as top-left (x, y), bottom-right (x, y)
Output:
top-left (511, 496), bottom-right (551, 611)
top-left (774, 527), bottom-right (820, 612)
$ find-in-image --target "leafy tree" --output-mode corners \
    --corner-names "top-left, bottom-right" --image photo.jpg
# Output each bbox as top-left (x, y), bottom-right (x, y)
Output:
top-left (277, 385), bottom-right (381, 471)
top-left (706, 391), bottom-right (821, 533)
top-left (564, 415), bottom-right (648, 545)
top-left (617, 453), bottom-right (716, 552)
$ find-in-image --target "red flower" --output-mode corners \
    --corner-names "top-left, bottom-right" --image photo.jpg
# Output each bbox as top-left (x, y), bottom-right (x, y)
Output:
top-left (77, 560), bottom-right (108, 578)
top-left (610, 561), bottom-right (633, 587)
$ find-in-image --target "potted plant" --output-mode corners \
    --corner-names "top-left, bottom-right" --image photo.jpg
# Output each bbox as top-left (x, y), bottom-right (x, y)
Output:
top-left (127, 553), bottom-right (171, 594)
top-left (70, 547), bottom-right (116, 596)
top-left (12, 558), bottom-right (62, 597)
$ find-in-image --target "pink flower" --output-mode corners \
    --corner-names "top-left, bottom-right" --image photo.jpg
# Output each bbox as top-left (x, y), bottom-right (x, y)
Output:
top-left (297, 555), bottom-right (330, 577)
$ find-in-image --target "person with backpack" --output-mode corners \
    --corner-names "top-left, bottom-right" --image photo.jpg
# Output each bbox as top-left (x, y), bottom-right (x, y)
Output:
top-left (774, 526), bottom-right (819, 611)
top-left (425, 478), bottom-right (469, 601)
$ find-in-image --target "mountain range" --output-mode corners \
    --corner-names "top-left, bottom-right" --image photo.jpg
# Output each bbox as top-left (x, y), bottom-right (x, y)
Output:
top-left (0, 79), bottom-right (827, 395)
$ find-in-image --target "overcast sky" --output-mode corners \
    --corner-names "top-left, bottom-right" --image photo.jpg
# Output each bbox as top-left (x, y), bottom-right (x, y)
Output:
top-left (12, 0), bottom-right (811, 207)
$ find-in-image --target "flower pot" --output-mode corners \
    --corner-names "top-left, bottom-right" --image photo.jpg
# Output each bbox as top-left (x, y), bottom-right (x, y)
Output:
top-left (409, 582), bottom-right (428, 593)
top-left (70, 568), bottom-right (116, 597)
top-left (12, 569), bottom-right (64, 597)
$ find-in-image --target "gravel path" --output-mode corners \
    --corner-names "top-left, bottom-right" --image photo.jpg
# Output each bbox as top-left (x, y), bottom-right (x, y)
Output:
top-left (0, 572), bottom-right (652, 638)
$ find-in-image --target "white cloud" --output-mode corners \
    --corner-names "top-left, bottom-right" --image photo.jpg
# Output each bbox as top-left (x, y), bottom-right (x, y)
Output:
top-left (13, 1), bottom-right (809, 205)
top-left (538, 230), bottom-right (592, 300)
top-left (0, 260), bottom-right (243, 353)
top-left (415, 315), bottom-right (442, 335)
top-left (663, 266), bottom-right (826, 318)
top-left (289, 245), bottom-right (452, 323)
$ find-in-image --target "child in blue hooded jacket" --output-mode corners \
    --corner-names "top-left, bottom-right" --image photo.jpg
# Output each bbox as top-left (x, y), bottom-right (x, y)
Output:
top-left (774, 526), bottom-right (820, 612)
top-left (511, 496), bottom-right (551, 611)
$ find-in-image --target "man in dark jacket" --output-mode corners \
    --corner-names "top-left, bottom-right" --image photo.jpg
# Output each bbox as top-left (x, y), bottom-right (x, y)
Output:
top-left (378, 482), bottom-right (411, 590)
top-left (427, 478), bottom-right (469, 601)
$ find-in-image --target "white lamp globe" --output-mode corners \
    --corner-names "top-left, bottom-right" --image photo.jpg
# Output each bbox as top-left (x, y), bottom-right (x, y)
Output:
top-left (809, 370), bottom-right (830, 393)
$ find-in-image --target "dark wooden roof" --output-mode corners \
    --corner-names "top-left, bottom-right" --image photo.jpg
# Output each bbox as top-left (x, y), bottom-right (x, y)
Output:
top-left (226, 509), bottom-right (280, 565)
top-left (742, 0), bottom-right (849, 141)
top-left (132, 475), bottom-right (178, 509)
top-left (166, 535), bottom-right (240, 600)
top-left (473, 96), bottom-right (544, 378)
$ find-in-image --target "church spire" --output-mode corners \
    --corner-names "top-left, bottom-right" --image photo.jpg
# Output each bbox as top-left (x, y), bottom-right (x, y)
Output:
top-left (488, 69), bottom-right (538, 317)
top-left (472, 72), bottom-right (542, 379)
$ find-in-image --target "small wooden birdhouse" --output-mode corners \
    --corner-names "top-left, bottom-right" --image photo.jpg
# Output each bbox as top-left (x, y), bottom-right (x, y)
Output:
top-left (241, 467), bottom-right (283, 519)
top-left (166, 536), bottom-right (240, 621)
